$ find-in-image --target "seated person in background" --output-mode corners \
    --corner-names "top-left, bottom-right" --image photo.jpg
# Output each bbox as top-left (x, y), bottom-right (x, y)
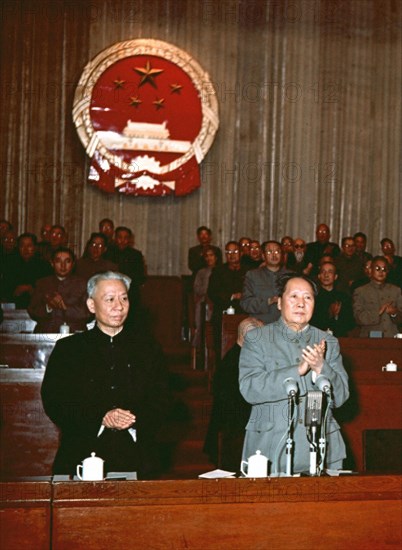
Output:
top-left (37, 223), bottom-right (52, 261)
top-left (0, 229), bottom-right (18, 299)
top-left (381, 238), bottom-right (402, 288)
top-left (310, 262), bottom-right (355, 337)
top-left (350, 258), bottom-right (372, 293)
top-left (305, 223), bottom-right (340, 276)
top-left (353, 256), bottom-right (402, 337)
top-left (2, 232), bottom-right (52, 308)
top-left (208, 241), bottom-right (247, 359)
top-left (75, 232), bottom-right (117, 282)
top-left (41, 271), bottom-right (170, 479)
top-left (0, 219), bottom-right (13, 241)
top-left (99, 218), bottom-right (118, 258)
top-left (289, 237), bottom-right (311, 274)
top-left (354, 232), bottom-right (372, 263)
top-left (28, 247), bottom-right (89, 332)
top-left (248, 240), bottom-right (264, 269)
top-left (204, 317), bottom-right (264, 472)
top-left (39, 224), bottom-right (68, 263)
top-left (334, 236), bottom-right (364, 295)
top-left (240, 240), bottom-right (289, 323)
top-left (281, 235), bottom-right (296, 269)
top-left (107, 226), bottom-right (146, 314)
top-left (192, 246), bottom-right (218, 351)
top-left (239, 237), bottom-right (256, 270)
top-left (188, 226), bottom-right (222, 276)
top-left (240, 273), bottom-right (349, 475)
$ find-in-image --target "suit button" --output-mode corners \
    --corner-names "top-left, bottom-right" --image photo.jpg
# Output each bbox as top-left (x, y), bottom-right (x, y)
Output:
top-left (110, 385), bottom-right (117, 390)
top-left (110, 364), bottom-right (115, 370)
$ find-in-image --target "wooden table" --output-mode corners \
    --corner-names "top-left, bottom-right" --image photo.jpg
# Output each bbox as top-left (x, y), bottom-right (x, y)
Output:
top-left (0, 480), bottom-right (51, 550)
top-left (50, 475), bottom-right (402, 549)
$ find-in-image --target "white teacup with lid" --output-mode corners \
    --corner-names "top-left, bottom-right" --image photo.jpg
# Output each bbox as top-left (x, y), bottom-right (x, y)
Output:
top-left (77, 452), bottom-right (104, 481)
top-left (382, 360), bottom-right (398, 372)
top-left (241, 450), bottom-right (268, 478)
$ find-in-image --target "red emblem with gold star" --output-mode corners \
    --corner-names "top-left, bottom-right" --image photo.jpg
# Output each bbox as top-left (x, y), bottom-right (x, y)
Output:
top-left (73, 39), bottom-right (219, 196)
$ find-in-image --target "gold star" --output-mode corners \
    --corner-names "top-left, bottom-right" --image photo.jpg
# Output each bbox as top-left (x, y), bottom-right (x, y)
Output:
top-left (129, 96), bottom-right (142, 108)
top-left (113, 79), bottom-right (126, 89)
top-left (153, 97), bottom-right (165, 110)
top-left (170, 83), bottom-right (182, 94)
top-left (134, 60), bottom-right (164, 88)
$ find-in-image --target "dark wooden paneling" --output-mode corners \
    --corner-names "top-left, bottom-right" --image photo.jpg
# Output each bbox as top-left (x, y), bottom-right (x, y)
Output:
top-left (51, 476), bottom-right (402, 550)
top-left (0, 369), bottom-right (59, 478)
top-left (0, 481), bottom-right (51, 550)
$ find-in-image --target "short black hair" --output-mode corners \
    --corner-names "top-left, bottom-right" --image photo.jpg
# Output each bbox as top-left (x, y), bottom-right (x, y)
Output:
top-left (353, 232), bottom-right (367, 240)
top-left (197, 226), bottom-right (211, 236)
top-left (17, 232), bottom-right (37, 246)
top-left (277, 273), bottom-right (318, 297)
top-left (51, 246), bottom-right (75, 262)
top-left (115, 226), bottom-right (132, 236)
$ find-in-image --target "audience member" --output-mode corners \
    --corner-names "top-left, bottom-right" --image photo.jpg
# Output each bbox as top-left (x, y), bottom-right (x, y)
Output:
top-left (208, 241), bottom-right (247, 358)
top-left (240, 240), bottom-right (289, 323)
top-left (107, 226), bottom-right (146, 313)
top-left (203, 317), bottom-right (264, 472)
top-left (28, 247), bottom-right (89, 333)
top-left (353, 256), bottom-right (402, 337)
top-left (239, 237), bottom-right (256, 270)
top-left (310, 262), bottom-right (355, 337)
top-left (350, 258), bottom-right (372, 293)
top-left (192, 246), bottom-right (218, 352)
top-left (75, 232), bottom-right (117, 282)
top-left (0, 230), bottom-right (18, 298)
top-left (2, 232), bottom-right (52, 308)
top-left (281, 235), bottom-right (296, 269)
top-left (334, 236), bottom-right (364, 295)
top-left (188, 226), bottom-right (222, 275)
top-left (305, 223), bottom-right (340, 275)
top-left (248, 240), bottom-right (263, 268)
top-left (41, 271), bottom-right (170, 478)
top-left (289, 237), bottom-right (310, 273)
top-left (354, 232), bottom-right (372, 263)
top-left (380, 238), bottom-right (402, 288)
top-left (37, 223), bottom-right (53, 261)
top-left (239, 273), bottom-right (349, 474)
top-left (99, 218), bottom-right (115, 244)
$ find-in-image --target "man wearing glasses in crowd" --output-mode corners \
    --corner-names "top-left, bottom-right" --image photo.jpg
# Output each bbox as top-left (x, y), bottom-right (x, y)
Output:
top-left (353, 255), bottom-right (402, 337)
top-left (240, 240), bottom-right (289, 323)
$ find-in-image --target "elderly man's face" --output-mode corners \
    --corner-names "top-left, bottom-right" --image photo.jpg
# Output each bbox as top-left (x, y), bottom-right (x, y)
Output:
top-left (87, 279), bottom-right (129, 335)
top-left (278, 278), bottom-right (315, 330)
top-left (370, 259), bottom-right (388, 284)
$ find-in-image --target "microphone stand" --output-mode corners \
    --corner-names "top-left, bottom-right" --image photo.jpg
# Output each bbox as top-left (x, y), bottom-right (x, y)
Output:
top-left (285, 395), bottom-right (295, 476)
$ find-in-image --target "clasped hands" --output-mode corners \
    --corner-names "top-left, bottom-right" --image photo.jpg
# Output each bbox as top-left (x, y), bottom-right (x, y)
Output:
top-left (46, 291), bottom-right (67, 310)
top-left (379, 302), bottom-right (397, 316)
top-left (102, 408), bottom-right (136, 430)
top-left (298, 339), bottom-right (326, 377)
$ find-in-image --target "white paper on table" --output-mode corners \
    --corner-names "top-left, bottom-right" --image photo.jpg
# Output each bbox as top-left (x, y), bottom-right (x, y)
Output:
top-left (198, 469), bottom-right (236, 479)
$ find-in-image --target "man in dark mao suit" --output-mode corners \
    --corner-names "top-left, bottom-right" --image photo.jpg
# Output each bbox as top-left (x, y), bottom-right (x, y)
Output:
top-left (41, 271), bottom-right (170, 479)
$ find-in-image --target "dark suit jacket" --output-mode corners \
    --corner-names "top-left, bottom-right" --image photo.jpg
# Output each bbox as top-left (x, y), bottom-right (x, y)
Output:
top-left (41, 325), bottom-right (170, 478)
top-left (28, 274), bottom-right (89, 332)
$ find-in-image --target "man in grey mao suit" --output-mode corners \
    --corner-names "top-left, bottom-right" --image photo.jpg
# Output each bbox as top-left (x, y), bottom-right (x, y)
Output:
top-left (239, 274), bottom-right (349, 475)
top-left (240, 240), bottom-right (289, 323)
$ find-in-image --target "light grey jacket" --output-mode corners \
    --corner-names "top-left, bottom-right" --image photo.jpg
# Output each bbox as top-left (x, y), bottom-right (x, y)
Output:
top-left (239, 319), bottom-right (349, 474)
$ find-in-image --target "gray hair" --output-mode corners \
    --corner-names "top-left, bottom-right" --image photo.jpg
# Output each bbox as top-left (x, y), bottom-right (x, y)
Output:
top-left (87, 271), bottom-right (132, 298)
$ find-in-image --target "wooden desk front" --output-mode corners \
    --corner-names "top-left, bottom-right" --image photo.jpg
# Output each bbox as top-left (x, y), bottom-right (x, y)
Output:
top-left (0, 481), bottom-right (51, 550)
top-left (51, 476), bottom-right (402, 549)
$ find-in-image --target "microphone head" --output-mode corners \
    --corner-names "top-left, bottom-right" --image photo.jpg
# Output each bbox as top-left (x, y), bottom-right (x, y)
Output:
top-left (315, 375), bottom-right (331, 396)
top-left (283, 377), bottom-right (298, 397)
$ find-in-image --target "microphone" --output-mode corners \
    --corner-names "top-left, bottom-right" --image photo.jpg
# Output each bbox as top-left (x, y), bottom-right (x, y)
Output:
top-left (315, 375), bottom-right (331, 396)
top-left (283, 377), bottom-right (298, 397)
